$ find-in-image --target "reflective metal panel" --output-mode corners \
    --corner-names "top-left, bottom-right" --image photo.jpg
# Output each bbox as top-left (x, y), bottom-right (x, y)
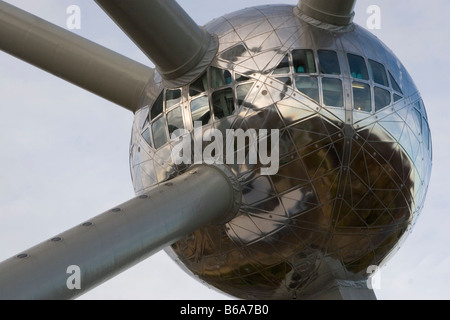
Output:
top-left (130, 5), bottom-right (431, 300)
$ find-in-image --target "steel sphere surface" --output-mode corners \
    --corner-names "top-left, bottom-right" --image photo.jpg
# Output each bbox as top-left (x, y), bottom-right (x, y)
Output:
top-left (129, 5), bottom-right (431, 299)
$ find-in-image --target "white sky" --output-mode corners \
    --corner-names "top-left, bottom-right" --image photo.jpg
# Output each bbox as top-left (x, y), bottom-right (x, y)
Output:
top-left (0, 0), bottom-right (449, 300)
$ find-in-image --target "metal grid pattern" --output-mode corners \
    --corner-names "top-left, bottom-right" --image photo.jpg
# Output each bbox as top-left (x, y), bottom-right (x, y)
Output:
top-left (129, 5), bottom-right (431, 299)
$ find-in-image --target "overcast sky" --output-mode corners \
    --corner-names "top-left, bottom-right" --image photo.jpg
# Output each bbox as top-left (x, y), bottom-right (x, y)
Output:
top-left (0, 0), bottom-right (449, 300)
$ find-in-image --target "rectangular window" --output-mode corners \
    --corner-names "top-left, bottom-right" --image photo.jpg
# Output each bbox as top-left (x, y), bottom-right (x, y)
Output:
top-left (347, 54), bottom-right (369, 80)
top-left (374, 87), bottom-right (391, 111)
top-left (389, 72), bottom-right (403, 94)
top-left (295, 76), bottom-right (319, 103)
top-left (167, 106), bottom-right (185, 139)
top-left (393, 93), bottom-right (403, 102)
top-left (318, 50), bottom-right (341, 75)
top-left (189, 72), bottom-right (208, 97)
top-left (210, 67), bottom-right (232, 89)
top-left (212, 88), bottom-right (235, 120)
top-left (369, 60), bottom-right (389, 87)
top-left (166, 89), bottom-right (182, 109)
top-left (142, 128), bottom-right (152, 147)
top-left (322, 78), bottom-right (343, 107)
top-left (235, 73), bottom-right (250, 83)
top-left (191, 96), bottom-right (211, 126)
top-left (236, 83), bottom-right (254, 105)
top-left (292, 49), bottom-right (316, 74)
top-left (276, 77), bottom-right (292, 86)
top-left (273, 54), bottom-right (290, 74)
top-left (150, 92), bottom-right (164, 120)
top-left (352, 82), bottom-right (371, 112)
top-left (151, 116), bottom-right (168, 149)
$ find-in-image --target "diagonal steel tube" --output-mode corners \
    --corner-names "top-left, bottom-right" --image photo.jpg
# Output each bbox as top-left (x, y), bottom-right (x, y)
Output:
top-left (0, 165), bottom-right (240, 300)
top-left (95, 0), bottom-right (217, 83)
top-left (0, 0), bottom-right (155, 113)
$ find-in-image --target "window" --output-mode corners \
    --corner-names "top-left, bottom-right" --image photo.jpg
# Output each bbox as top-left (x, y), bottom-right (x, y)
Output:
top-left (374, 87), bottom-right (391, 111)
top-left (423, 118), bottom-right (431, 150)
top-left (142, 128), bottom-right (152, 147)
top-left (152, 116), bottom-right (168, 149)
top-left (221, 43), bottom-right (247, 61)
top-left (394, 94), bottom-right (403, 102)
top-left (347, 54), bottom-right (369, 80)
top-left (318, 50), bottom-right (341, 75)
top-left (212, 88), bottom-right (234, 120)
top-left (352, 82), bottom-right (371, 112)
top-left (389, 72), bottom-right (403, 94)
top-left (276, 77), bottom-right (292, 86)
top-left (167, 107), bottom-right (185, 139)
top-left (191, 96), bottom-right (211, 126)
top-left (369, 60), bottom-right (389, 87)
top-left (273, 54), bottom-right (290, 74)
top-left (295, 76), bottom-right (319, 103)
top-left (150, 91), bottom-right (164, 120)
top-left (322, 78), bottom-right (343, 107)
top-left (210, 67), bottom-right (232, 89)
top-left (189, 72), bottom-right (208, 97)
top-left (237, 83), bottom-right (254, 105)
top-left (292, 49), bottom-right (316, 74)
top-left (236, 73), bottom-right (250, 83)
top-left (166, 89), bottom-right (182, 109)
top-left (142, 117), bottom-right (149, 130)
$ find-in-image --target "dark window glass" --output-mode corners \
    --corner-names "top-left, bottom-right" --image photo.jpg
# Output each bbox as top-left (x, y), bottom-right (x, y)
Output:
top-left (235, 73), bottom-right (250, 82)
top-left (150, 92), bottom-right (164, 120)
top-left (237, 83), bottom-right (254, 105)
top-left (318, 50), bottom-right (341, 75)
top-left (292, 49), bottom-right (316, 74)
top-left (166, 89), bottom-right (182, 109)
top-left (151, 116), bottom-right (168, 149)
top-left (142, 117), bottom-right (149, 129)
top-left (347, 54), bottom-right (369, 80)
top-left (374, 87), bottom-right (391, 111)
top-left (273, 54), bottom-right (290, 74)
top-left (191, 96), bottom-right (211, 126)
top-left (394, 94), bottom-right (403, 102)
top-left (276, 77), bottom-right (292, 86)
top-left (369, 60), bottom-right (389, 87)
top-left (142, 128), bottom-right (152, 147)
top-left (210, 67), bottom-right (232, 89)
top-left (221, 44), bottom-right (247, 61)
top-left (322, 78), bottom-right (343, 107)
top-left (423, 118), bottom-right (431, 150)
top-left (189, 72), bottom-right (208, 96)
top-left (413, 108), bottom-right (423, 135)
top-left (389, 72), bottom-right (403, 94)
top-left (352, 82), bottom-right (371, 112)
top-left (420, 99), bottom-right (429, 121)
top-left (167, 107), bottom-right (185, 139)
top-left (295, 76), bottom-right (319, 103)
top-left (212, 88), bottom-right (235, 120)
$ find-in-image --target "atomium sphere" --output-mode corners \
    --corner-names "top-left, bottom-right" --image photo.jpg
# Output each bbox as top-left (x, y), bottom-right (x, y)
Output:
top-left (129, 5), bottom-right (432, 299)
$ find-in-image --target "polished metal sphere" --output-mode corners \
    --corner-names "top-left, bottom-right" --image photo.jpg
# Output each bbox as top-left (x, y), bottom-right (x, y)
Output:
top-left (129, 5), bottom-right (431, 299)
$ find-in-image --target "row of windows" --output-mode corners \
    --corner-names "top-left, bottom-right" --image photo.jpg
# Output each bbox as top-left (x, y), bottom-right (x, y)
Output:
top-left (142, 67), bottom-right (255, 149)
top-left (142, 50), bottom-right (406, 150)
top-left (273, 49), bottom-right (404, 112)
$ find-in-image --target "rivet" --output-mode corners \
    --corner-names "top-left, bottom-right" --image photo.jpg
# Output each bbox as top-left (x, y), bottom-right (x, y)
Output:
top-left (112, 208), bottom-right (121, 213)
top-left (51, 237), bottom-right (62, 242)
top-left (17, 254), bottom-right (28, 259)
top-left (82, 222), bottom-right (92, 227)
